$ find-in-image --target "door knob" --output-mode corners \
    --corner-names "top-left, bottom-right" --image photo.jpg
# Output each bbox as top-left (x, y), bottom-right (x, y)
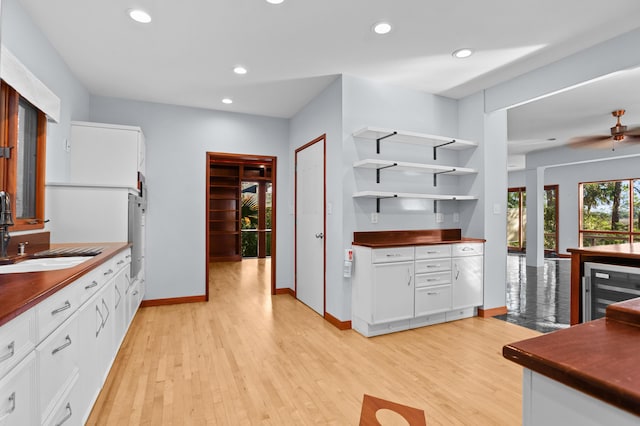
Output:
top-left (315, 232), bottom-right (324, 239)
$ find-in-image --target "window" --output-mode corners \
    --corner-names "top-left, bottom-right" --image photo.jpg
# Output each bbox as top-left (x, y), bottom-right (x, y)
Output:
top-left (580, 179), bottom-right (640, 246)
top-left (0, 81), bottom-right (47, 230)
top-left (507, 185), bottom-right (558, 252)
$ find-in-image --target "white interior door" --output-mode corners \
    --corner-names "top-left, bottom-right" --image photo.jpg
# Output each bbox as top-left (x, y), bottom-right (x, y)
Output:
top-left (295, 138), bottom-right (325, 315)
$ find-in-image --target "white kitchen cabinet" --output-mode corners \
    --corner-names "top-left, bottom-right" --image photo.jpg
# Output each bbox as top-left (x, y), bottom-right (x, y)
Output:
top-left (0, 352), bottom-right (36, 426)
top-left (352, 242), bottom-right (483, 337)
top-left (112, 267), bottom-right (129, 349)
top-left (452, 243), bottom-right (484, 310)
top-left (70, 121), bottom-right (145, 187)
top-left (0, 309), bottom-right (36, 380)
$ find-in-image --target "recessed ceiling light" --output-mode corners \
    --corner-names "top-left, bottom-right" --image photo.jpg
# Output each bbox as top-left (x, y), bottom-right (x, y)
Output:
top-left (373, 22), bottom-right (392, 35)
top-left (222, 98), bottom-right (233, 104)
top-left (233, 66), bottom-right (248, 75)
top-left (128, 9), bottom-right (152, 24)
top-left (452, 48), bottom-right (474, 59)
top-left (266, 0), bottom-right (284, 4)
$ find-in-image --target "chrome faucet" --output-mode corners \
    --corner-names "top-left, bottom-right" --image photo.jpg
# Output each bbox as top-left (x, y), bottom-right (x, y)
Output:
top-left (0, 192), bottom-right (14, 258)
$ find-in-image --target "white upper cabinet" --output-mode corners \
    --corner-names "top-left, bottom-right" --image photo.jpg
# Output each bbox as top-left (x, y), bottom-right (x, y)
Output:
top-left (70, 121), bottom-right (146, 188)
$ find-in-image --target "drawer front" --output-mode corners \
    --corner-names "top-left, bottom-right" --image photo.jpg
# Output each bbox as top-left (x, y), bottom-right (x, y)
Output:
top-left (42, 372), bottom-right (80, 426)
top-left (36, 282), bottom-right (81, 342)
top-left (453, 243), bottom-right (483, 257)
top-left (112, 248), bottom-right (132, 274)
top-left (77, 268), bottom-right (106, 306)
top-left (0, 352), bottom-right (36, 426)
top-left (371, 247), bottom-right (414, 263)
top-left (37, 313), bottom-right (79, 421)
top-left (0, 309), bottom-right (36, 379)
top-left (415, 271), bottom-right (452, 288)
top-left (415, 285), bottom-right (452, 316)
top-left (415, 258), bottom-right (451, 274)
top-left (415, 244), bottom-right (452, 259)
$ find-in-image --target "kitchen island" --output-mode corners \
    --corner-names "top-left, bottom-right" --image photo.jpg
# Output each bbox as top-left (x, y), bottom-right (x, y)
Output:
top-left (567, 243), bottom-right (640, 325)
top-left (503, 297), bottom-right (640, 425)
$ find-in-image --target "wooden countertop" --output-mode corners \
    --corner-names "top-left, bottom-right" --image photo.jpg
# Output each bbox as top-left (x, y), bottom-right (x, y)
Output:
top-left (352, 229), bottom-right (485, 248)
top-left (503, 297), bottom-right (640, 417)
top-left (0, 242), bottom-right (130, 327)
top-left (568, 242), bottom-right (640, 260)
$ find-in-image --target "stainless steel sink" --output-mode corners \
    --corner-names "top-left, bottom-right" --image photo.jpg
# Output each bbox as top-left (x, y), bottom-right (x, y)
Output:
top-left (0, 256), bottom-right (92, 274)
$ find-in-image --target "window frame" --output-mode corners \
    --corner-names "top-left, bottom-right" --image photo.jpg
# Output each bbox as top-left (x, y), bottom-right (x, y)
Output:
top-left (0, 81), bottom-right (47, 231)
top-left (579, 178), bottom-right (640, 247)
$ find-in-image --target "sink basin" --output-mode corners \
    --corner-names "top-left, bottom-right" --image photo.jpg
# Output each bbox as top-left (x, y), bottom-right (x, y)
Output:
top-left (0, 256), bottom-right (92, 274)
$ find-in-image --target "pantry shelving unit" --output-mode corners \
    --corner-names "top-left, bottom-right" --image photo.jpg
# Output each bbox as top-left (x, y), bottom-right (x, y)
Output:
top-left (352, 127), bottom-right (478, 213)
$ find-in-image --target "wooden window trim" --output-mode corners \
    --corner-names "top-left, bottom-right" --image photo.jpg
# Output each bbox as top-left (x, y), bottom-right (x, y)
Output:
top-left (0, 81), bottom-right (47, 231)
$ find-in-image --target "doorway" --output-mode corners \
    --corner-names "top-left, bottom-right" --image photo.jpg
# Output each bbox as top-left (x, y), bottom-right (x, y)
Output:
top-left (206, 152), bottom-right (277, 300)
top-left (295, 135), bottom-right (326, 316)
top-left (507, 185), bottom-right (558, 254)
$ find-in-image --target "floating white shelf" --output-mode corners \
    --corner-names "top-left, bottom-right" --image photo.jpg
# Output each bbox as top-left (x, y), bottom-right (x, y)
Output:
top-left (353, 191), bottom-right (477, 201)
top-left (353, 159), bottom-right (477, 175)
top-left (353, 126), bottom-right (477, 152)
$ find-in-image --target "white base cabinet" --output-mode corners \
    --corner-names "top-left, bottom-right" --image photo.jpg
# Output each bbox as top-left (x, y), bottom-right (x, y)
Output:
top-left (352, 242), bottom-right (483, 337)
top-left (0, 247), bottom-right (142, 425)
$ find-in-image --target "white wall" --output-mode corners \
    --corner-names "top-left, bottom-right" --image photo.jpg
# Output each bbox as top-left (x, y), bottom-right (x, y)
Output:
top-left (89, 97), bottom-right (291, 300)
top-left (2, 0), bottom-right (90, 183)
top-left (289, 77), bottom-right (344, 317)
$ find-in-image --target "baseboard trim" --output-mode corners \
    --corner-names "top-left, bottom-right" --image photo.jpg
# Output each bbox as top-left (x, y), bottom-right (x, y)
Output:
top-left (141, 295), bottom-right (207, 307)
top-left (275, 288), bottom-right (295, 297)
top-left (325, 312), bottom-right (352, 330)
top-left (478, 306), bottom-right (508, 318)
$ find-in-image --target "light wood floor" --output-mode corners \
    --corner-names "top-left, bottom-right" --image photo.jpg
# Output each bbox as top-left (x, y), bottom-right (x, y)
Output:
top-left (87, 259), bottom-right (539, 425)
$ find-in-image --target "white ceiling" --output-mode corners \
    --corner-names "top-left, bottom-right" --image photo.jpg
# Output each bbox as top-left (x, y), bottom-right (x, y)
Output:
top-left (16, 0), bottom-right (640, 152)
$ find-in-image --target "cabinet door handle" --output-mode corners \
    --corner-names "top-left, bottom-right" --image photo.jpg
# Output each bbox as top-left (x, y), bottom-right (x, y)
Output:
top-left (455, 264), bottom-right (460, 280)
top-left (96, 305), bottom-right (104, 337)
top-left (315, 233), bottom-right (324, 239)
top-left (54, 403), bottom-right (73, 426)
top-left (0, 342), bottom-right (15, 363)
top-left (115, 285), bottom-right (122, 309)
top-left (102, 299), bottom-right (110, 325)
top-left (126, 254), bottom-right (132, 259)
top-left (407, 268), bottom-right (412, 286)
top-left (133, 290), bottom-right (139, 296)
top-left (103, 268), bottom-right (114, 276)
top-left (85, 280), bottom-right (99, 290)
top-left (0, 392), bottom-right (16, 421)
top-left (52, 335), bottom-right (72, 355)
top-left (51, 301), bottom-right (71, 316)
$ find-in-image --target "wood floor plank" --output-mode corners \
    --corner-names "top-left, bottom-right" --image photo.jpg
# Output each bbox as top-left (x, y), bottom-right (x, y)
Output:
top-left (87, 259), bottom-right (538, 425)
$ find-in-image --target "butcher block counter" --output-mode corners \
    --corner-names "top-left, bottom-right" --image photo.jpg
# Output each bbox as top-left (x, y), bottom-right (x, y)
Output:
top-left (567, 243), bottom-right (640, 325)
top-left (503, 298), bottom-right (640, 424)
top-left (352, 228), bottom-right (485, 248)
top-left (0, 242), bottom-right (130, 327)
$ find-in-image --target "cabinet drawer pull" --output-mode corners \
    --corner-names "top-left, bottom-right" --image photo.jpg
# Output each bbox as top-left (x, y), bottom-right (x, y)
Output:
top-left (132, 290), bottom-right (139, 296)
top-left (0, 342), bottom-right (15, 363)
top-left (51, 301), bottom-right (72, 316)
top-left (427, 291), bottom-right (440, 295)
top-left (461, 246), bottom-right (474, 251)
top-left (85, 280), bottom-right (99, 290)
top-left (0, 392), bottom-right (15, 419)
top-left (55, 403), bottom-right (72, 426)
top-left (426, 264), bottom-right (441, 268)
top-left (125, 254), bottom-right (132, 259)
top-left (52, 335), bottom-right (72, 355)
top-left (426, 278), bottom-right (440, 282)
top-left (103, 269), bottom-right (114, 276)
top-left (427, 251), bottom-right (439, 254)
top-left (117, 260), bottom-right (125, 265)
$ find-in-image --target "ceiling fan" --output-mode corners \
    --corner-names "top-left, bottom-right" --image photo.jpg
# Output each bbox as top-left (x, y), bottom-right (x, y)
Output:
top-left (568, 110), bottom-right (640, 150)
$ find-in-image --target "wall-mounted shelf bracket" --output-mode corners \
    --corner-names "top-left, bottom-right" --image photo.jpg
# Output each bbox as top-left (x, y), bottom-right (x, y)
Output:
top-left (376, 194), bottom-right (398, 213)
top-left (433, 140), bottom-right (455, 160)
top-left (433, 168), bottom-right (456, 186)
top-left (376, 162), bottom-right (398, 183)
top-left (376, 131), bottom-right (398, 154)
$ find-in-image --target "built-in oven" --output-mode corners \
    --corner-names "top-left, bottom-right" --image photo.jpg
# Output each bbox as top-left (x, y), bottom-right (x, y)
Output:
top-left (583, 262), bottom-right (640, 322)
top-left (128, 192), bottom-right (146, 281)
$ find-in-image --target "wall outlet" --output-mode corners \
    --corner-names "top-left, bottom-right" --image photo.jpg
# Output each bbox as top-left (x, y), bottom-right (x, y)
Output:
top-left (64, 138), bottom-right (71, 152)
top-left (371, 212), bottom-right (378, 224)
top-left (435, 212), bottom-right (444, 223)
top-left (453, 212), bottom-right (459, 223)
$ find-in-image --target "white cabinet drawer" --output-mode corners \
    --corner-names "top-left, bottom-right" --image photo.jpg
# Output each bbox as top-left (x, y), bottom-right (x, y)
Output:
top-left (453, 243), bottom-right (483, 256)
top-left (36, 283), bottom-right (80, 342)
top-left (415, 285), bottom-right (452, 316)
top-left (43, 372), bottom-right (80, 426)
top-left (112, 248), bottom-right (132, 273)
top-left (77, 268), bottom-right (106, 306)
top-left (415, 244), bottom-right (451, 259)
top-left (415, 271), bottom-right (451, 287)
top-left (415, 258), bottom-right (451, 274)
top-left (371, 247), bottom-right (414, 263)
top-left (0, 352), bottom-right (36, 426)
top-left (0, 310), bottom-right (36, 380)
top-left (37, 313), bottom-right (79, 423)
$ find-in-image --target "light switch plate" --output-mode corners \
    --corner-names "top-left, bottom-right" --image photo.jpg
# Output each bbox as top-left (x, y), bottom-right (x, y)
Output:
top-left (453, 212), bottom-right (459, 223)
top-left (435, 212), bottom-right (444, 223)
top-left (371, 212), bottom-right (378, 224)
